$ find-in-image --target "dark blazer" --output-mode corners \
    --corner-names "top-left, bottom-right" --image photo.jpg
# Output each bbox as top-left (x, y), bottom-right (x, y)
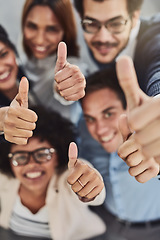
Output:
top-left (134, 14), bottom-right (160, 96)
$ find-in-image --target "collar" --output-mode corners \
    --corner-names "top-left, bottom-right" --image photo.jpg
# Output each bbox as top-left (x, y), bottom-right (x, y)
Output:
top-left (116, 20), bottom-right (141, 60)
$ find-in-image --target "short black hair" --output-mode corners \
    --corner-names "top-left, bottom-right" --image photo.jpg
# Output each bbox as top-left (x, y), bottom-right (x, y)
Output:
top-left (0, 106), bottom-right (77, 177)
top-left (81, 66), bottom-right (126, 109)
top-left (74, 0), bottom-right (144, 18)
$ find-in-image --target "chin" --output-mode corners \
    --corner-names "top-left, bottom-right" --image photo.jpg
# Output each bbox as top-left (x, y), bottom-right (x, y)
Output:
top-left (96, 54), bottom-right (115, 64)
top-left (102, 141), bottom-right (120, 153)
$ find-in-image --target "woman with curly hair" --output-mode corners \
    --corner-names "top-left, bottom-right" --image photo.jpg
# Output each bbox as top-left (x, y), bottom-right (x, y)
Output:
top-left (0, 106), bottom-right (106, 240)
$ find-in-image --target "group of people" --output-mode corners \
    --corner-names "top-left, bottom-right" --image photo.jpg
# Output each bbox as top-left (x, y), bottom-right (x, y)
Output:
top-left (0, 0), bottom-right (160, 240)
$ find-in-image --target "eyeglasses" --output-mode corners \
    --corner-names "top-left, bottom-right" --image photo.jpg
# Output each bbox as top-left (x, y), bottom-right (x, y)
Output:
top-left (8, 148), bottom-right (56, 167)
top-left (81, 17), bottom-right (129, 34)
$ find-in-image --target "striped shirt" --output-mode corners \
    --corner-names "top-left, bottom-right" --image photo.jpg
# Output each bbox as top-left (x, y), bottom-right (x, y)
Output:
top-left (9, 196), bottom-right (51, 239)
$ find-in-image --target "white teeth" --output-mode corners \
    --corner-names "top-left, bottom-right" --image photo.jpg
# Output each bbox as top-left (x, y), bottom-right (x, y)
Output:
top-left (35, 46), bottom-right (47, 52)
top-left (0, 71), bottom-right (10, 80)
top-left (26, 172), bottom-right (42, 179)
top-left (101, 133), bottom-right (114, 142)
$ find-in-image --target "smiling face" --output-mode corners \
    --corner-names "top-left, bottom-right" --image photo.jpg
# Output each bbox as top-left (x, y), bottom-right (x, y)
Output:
top-left (82, 88), bottom-right (126, 153)
top-left (10, 137), bottom-right (58, 196)
top-left (0, 42), bottom-right (18, 91)
top-left (23, 5), bottom-right (64, 59)
top-left (82, 0), bottom-right (139, 63)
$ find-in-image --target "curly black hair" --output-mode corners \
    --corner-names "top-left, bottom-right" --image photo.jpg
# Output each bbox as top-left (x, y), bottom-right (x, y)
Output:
top-left (0, 106), bottom-right (77, 177)
top-left (74, 0), bottom-right (144, 18)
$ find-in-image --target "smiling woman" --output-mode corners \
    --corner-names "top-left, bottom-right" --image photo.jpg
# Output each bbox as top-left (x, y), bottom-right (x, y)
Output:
top-left (0, 25), bottom-right (36, 107)
top-left (0, 106), bottom-right (106, 240)
top-left (0, 25), bottom-right (19, 105)
top-left (17, 0), bottom-right (86, 122)
top-left (22, 0), bottom-right (79, 59)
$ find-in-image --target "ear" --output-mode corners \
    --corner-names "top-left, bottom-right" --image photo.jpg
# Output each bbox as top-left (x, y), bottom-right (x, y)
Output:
top-left (131, 10), bottom-right (141, 28)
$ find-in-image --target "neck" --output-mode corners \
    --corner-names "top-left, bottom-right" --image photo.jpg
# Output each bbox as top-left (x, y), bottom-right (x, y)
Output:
top-left (19, 185), bottom-right (47, 214)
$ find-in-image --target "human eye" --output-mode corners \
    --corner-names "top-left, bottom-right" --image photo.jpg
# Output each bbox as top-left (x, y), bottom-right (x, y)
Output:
top-left (26, 22), bottom-right (37, 30)
top-left (46, 26), bottom-right (61, 33)
top-left (104, 112), bottom-right (113, 119)
top-left (35, 149), bottom-right (52, 161)
top-left (84, 116), bottom-right (95, 123)
top-left (0, 50), bottom-right (9, 58)
top-left (82, 19), bottom-right (99, 33)
top-left (110, 21), bottom-right (123, 28)
top-left (14, 153), bottom-right (28, 165)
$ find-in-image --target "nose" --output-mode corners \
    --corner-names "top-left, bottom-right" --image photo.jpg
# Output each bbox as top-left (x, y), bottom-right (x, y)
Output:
top-left (96, 120), bottom-right (108, 136)
top-left (35, 30), bottom-right (45, 45)
top-left (96, 25), bottom-right (113, 42)
top-left (28, 154), bottom-right (37, 165)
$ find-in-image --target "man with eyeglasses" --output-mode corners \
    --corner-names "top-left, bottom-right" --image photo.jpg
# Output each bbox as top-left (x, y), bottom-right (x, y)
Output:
top-left (74, 0), bottom-right (160, 97)
top-left (74, 0), bottom-right (160, 187)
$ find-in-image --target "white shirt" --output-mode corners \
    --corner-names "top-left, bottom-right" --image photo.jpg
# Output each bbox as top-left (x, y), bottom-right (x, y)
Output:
top-left (116, 20), bottom-right (141, 60)
top-left (10, 196), bottom-right (51, 238)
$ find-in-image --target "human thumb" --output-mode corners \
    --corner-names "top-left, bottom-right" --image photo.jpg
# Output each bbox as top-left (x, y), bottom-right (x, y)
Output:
top-left (55, 41), bottom-right (67, 74)
top-left (68, 142), bottom-right (78, 170)
top-left (11, 76), bottom-right (29, 108)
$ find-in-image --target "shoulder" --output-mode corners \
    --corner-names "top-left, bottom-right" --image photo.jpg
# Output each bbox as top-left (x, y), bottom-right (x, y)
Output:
top-left (138, 14), bottom-right (160, 39)
top-left (0, 173), bottom-right (18, 189)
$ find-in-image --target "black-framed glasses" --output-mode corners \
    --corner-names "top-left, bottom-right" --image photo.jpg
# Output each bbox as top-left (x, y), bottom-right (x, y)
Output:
top-left (81, 17), bottom-right (129, 34)
top-left (8, 147), bottom-right (56, 167)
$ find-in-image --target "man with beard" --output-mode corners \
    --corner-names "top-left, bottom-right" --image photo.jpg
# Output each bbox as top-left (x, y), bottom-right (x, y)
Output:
top-left (74, 0), bottom-right (160, 96)
top-left (74, 0), bottom-right (160, 165)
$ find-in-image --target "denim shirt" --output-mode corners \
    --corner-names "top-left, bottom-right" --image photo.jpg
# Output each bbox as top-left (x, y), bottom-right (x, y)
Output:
top-left (100, 152), bottom-right (160, 222)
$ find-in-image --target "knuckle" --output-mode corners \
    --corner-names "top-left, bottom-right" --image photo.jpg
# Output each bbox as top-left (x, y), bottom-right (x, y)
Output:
top-left (79, 91), bottom-right (85, 99)
top-left (32, 123), bottom-right (36, 130)
top-left (128, 167), bottom-right (135, 176)
top-left (22, 138), bottom-right (28, 145)
top-left (117, 148), bottom-right (125, 159)
top-left (5, 135), bottom-right (12, 142)
top-left (72, 65), bottom-right (80, 73)
top-left (67, 176), bottom-right (73, 185)
top-left (28, 131), bottom-right (33, 138)
top-left (135, 175), bottom-right (145, 183)
top-left (151, 167), bottom-right (159, 176)
top-left (127, 157), bottom-right (134, 166)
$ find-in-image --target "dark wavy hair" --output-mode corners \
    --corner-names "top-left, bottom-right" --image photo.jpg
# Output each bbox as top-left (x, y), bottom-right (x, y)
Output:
top-left (22, 0), bottom-right (79, 57)
top-left (0, 106), bottom-right (77, 177)
top-left (0, 25), bottom-right (27, 92)
top-left (0, 25), bottom-right (17, 55)
top-left (74, 0), bottom-right (144, 18)
top-left (81, 65), bottom-right (127, 109)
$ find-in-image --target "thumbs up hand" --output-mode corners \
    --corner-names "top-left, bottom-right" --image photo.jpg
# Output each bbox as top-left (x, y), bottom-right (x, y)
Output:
top-left (3, 77), bottom-right (37, 145)
top-left (54, 42), bottom-right (86, 101)
top-left (118, 114), bottom-right (159, 182)
top-left (116, 56), bottom-right (149, 110)
top-left (11, 76), bottom-right (29, 108)
top-left (67, 142), bottom-right (104, 202)
top-left (116, 56), bottom-right (160, 170)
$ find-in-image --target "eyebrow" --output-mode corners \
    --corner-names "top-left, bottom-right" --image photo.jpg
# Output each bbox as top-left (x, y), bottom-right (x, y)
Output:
top-left (26, 20), bottom-right (59, 28)
top-left (84, 106), bottom-right (116, 118)
top-left (84, 15), bottom-right (124, 22)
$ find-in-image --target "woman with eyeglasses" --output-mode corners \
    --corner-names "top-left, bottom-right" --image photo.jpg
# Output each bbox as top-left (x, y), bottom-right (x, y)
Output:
top-left (17, 0), bottom-right (87, 123)
top-left (0, 106), bottom-right (106, 240)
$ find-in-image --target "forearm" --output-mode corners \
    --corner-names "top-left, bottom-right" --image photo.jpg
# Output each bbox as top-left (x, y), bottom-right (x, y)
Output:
top-left (0, 107), bottom-right (9, 131)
